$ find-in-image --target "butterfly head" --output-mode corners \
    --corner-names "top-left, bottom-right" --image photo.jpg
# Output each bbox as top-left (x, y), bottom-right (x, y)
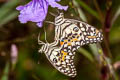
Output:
top-left (55, 13), bottom-right (64, 25)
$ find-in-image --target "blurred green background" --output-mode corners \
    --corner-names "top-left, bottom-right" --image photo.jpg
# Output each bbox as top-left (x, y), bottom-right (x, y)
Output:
top-left (0, 0), bottom-right (120, 80)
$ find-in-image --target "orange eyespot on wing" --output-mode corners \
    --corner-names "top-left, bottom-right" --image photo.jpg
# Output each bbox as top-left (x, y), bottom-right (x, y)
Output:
top-left (60, 42), bottom-right (64, 45)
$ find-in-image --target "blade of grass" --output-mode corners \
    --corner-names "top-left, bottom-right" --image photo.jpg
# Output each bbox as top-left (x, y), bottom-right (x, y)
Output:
top-left (0, 0), bottom-right (19, 27)
top-left (1, 62), bottom-right (9, 80)
top-left (72, 0), bottom-right (87, 22)
top-left (0, 11), bottom-right (18, 26)
top-left (111, 6), bottom-right (120, 26)
top-left (76, 0), bottom-right (100, 20)
top-left (0, 0), bottom-right (19, 19)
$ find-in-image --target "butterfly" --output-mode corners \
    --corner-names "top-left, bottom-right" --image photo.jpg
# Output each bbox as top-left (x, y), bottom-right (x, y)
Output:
top-left (38, 13), bottom-right (103, 77)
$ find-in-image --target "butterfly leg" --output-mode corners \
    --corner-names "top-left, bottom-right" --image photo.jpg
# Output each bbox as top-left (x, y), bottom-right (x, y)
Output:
top-left (45, 21), bottom-right (55, 25)
top-left (38, 33), bottom-right (45, 45)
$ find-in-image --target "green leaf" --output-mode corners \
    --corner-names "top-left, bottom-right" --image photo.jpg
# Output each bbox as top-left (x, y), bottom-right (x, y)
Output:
top-left (1, 63), bottom-right (9, 80)
top-left (89, 44), bottom-right (98, 56)
top-left (78, 48), bottom-right (94, 62)
top-left (109, 25), bottom-right (120, 44)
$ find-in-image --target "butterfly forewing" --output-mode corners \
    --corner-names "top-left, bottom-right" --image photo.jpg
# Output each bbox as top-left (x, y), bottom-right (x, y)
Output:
top-left (59, 19), bottom-right (103, 48)
top-left (76, 21), bottom-right (103, 45)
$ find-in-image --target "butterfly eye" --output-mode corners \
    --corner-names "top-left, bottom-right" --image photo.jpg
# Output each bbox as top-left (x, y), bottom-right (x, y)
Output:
top-left (73, 27), bottom-right (79, 32)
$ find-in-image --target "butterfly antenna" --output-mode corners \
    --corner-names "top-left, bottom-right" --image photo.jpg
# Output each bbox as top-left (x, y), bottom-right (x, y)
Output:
top-left (38, 32), bottom-right (45, 45)
top-left (45, 21), bottom-right (55, 25)
top-left (44, 27), bottom-right (48, 43)
top-left (49, 12), bottom-right (57, 17)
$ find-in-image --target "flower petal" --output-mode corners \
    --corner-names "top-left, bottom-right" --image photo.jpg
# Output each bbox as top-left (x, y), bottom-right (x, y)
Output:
top-left (16, 0), bottom-right (48, 27)
top-left (47, 0), bottom-right (68, 10)
top-left (55, 0), bottom-right (61, 2)
top-left (16, 0), bottom-right (68, 27)
top-left (37, 22), bottom-right (43, 27)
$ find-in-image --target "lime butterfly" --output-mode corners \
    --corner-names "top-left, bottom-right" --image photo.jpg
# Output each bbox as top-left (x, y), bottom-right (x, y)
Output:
top-left (38, 13), bottom-right (103, 77)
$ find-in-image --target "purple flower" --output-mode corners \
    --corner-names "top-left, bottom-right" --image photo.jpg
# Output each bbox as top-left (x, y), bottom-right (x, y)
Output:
top-left (16, 0), bottom-right (68, 27)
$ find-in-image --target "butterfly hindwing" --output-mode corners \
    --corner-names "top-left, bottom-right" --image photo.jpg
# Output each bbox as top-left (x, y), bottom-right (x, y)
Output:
top-left (47, 46), bottom-right (76, 77)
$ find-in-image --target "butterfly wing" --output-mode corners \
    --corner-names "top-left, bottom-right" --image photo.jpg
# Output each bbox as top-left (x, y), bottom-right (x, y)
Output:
top-left (48, 19), bottom-right (103, 77)
top-left (76, 20), bottom-right (103, 45)
top-left (59, 19), bottom-right (103, 46)
top-left (55, 19), bottom-right (103, 54)
top-left (45, 45), bottom-right (77, 77)
top-left (43, 17), bottom-right (103, 77)
top-left (71, 19), bottom-right (103, 45)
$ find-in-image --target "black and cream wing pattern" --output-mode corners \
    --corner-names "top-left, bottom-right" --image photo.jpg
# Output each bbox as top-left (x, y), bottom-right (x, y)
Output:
top-left (38, 13), bottom-right (103, 77)
top-left (56, 19), bottom-right (103, 53)
top-left (38, 43), bottom-right (77, 77)
top-left (50, 46), bottom-right (77, 77)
